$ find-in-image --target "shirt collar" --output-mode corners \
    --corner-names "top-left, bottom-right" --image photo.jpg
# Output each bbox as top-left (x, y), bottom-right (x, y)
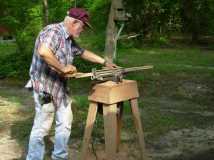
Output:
top-left (60, 22), bottom-right (70, 39)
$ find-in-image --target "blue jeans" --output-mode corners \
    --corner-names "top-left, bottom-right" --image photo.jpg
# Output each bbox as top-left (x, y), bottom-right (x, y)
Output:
top-left (26, 91), bottom-right (73, 160)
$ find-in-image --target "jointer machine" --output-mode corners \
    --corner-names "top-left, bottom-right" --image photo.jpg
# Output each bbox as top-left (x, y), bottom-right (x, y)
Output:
top-left (70, 65), bottom-right (153, 82)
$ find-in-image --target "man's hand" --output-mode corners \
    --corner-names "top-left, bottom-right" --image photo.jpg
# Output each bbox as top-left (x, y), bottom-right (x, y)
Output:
top-left (61, 64), bottom-right (77, 77)
top-left (104, 60), bottom-right (118, 69)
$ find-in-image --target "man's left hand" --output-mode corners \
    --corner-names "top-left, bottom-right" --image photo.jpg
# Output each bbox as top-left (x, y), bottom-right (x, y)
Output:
top-left (104, 60), bottom-right (118, 69)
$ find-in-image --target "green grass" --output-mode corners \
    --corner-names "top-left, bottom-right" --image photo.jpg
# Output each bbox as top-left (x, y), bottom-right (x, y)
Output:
top-left (117, 47), bottom-right (214, 72)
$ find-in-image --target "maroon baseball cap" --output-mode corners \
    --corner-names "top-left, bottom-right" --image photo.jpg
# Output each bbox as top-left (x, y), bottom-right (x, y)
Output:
top-left (68, 8), bottom-right (92, 29)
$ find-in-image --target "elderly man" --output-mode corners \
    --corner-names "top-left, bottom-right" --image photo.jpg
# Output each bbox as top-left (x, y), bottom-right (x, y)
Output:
top-left (26, 8), bottom-right (116, 160)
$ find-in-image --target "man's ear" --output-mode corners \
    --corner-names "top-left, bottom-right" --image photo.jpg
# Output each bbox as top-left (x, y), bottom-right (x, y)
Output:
top-left (69, 20), bottom-right (75, 27)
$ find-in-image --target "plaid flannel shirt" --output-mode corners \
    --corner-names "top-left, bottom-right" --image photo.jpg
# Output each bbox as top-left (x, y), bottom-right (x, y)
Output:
top-left (29, 22), bottom-right (84, 107)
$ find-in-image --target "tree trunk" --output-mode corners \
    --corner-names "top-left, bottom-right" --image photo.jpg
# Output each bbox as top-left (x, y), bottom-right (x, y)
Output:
top-left (43, 0), bottom-right (49, 26)
top-left (182, 0), bottom-right (200, 43)
top-left (191, 17), bottom-right (199, 43)
top-left (104, 0), bottom-right (118, 62)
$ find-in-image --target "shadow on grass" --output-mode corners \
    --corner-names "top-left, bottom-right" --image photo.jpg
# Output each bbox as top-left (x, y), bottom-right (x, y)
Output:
top-left (10, 116), bottom-right (56, 160)
top-left (169, 148), bottom-right (214, 160)
top-left (188, 149), bottom-right (214, 160)
top-left (10, 116), bottom-right (33, 160)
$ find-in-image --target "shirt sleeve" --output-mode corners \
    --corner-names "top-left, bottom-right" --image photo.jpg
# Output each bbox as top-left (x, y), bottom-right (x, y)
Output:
top-left (40, 29), bottom-right (61, 54)
top-left (71, 40), bottom-right (85, 56)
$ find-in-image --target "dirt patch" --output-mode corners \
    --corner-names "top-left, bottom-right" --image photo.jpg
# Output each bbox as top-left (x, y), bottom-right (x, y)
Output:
top-left (0, 130), bottom-right (22, 160)
top-left (150, 127), bottom-right (214, 160)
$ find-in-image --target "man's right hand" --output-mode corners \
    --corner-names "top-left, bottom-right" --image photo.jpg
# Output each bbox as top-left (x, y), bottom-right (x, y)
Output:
top-left (61, 65), bottom-right (77, 77)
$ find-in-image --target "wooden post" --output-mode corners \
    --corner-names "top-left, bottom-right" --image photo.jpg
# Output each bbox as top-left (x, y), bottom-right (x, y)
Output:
top-left (116, 102), bottom-right (123, 152)
top-left (104, 0), bottom-right (118, 62)
top-left (80, 102), bottom-right (98, 160)
top-left (103, 104), bottom-right (118, 160)
top-left (104, 0), bottom-right (128, 62)
top-left (43, 0), bottom-right (49, 26)
top-left (130, 98), bottom-right (147, 160)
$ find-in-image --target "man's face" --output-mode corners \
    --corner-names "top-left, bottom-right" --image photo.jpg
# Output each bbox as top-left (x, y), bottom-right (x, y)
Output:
top-left (68, 19), bottom-right (85, 38)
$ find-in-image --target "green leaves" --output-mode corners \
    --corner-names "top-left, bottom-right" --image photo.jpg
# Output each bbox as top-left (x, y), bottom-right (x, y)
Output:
top-left (123, 0), bottom-right (214, 41)
top-left (27, 4), bottom-right (43, 19)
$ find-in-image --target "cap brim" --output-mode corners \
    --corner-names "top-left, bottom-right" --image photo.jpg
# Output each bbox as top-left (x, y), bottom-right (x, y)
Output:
top-left (84, 21), bottom-right (93, 29)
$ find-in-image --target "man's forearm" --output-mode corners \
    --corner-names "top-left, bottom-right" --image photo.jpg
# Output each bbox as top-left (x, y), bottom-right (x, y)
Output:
top-left (38, 44), bottom-right (64, 73)
top-left (80, 50), bottom-right (105, 65)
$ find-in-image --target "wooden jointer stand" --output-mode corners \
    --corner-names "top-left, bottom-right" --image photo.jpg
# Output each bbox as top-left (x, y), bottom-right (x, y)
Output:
top-left (80, 79), bottom-right (147, 160)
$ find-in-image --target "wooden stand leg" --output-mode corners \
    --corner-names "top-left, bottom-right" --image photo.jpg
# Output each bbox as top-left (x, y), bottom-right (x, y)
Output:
top-left (130, 98), bottom-right (147, 160)
top-left (103, 104), bottom-right (118, 160)
top-left (80, 102), bottom-right (98, 160)
top-left (116, 102), bottom-right (123, 152)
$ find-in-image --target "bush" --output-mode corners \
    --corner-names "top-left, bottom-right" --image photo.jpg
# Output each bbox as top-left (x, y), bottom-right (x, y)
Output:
top-left (0, 5), bottom-right (43, 78)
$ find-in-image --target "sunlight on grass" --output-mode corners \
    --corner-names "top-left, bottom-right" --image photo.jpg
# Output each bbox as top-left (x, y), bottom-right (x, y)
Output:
top-left (0, 95), bottom-right (33, 135)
